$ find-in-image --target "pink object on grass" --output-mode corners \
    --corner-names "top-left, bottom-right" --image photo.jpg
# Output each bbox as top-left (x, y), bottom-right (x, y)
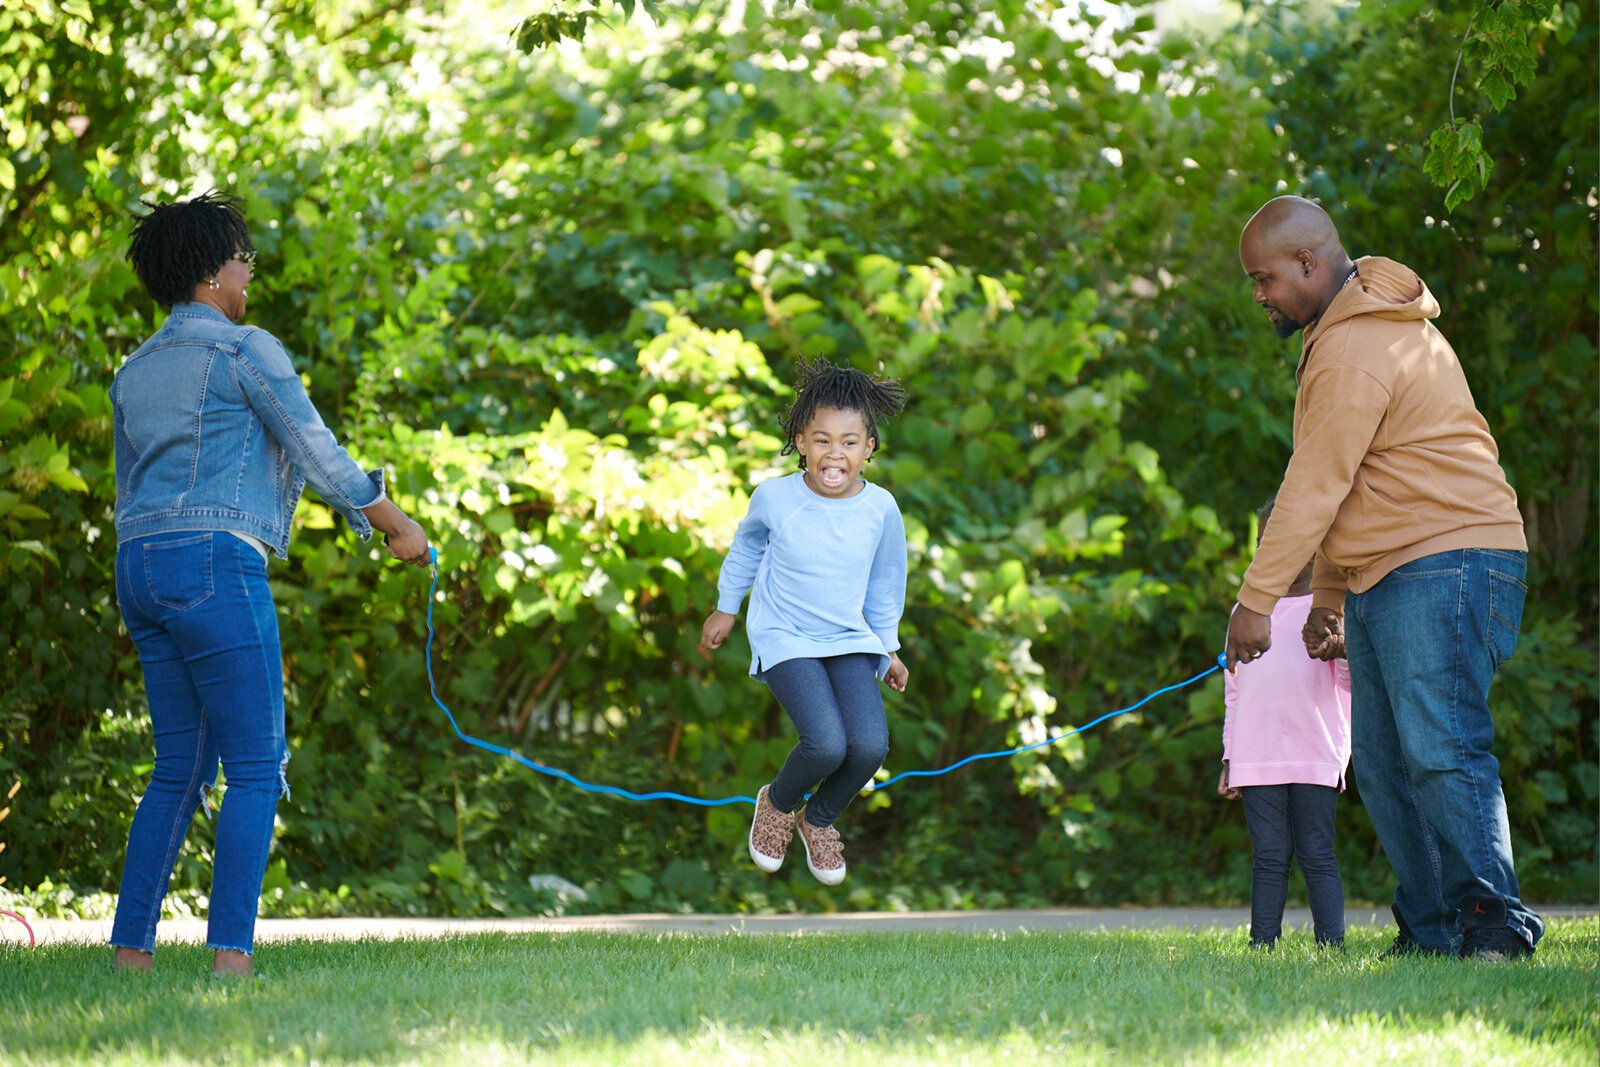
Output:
top-left (1, 909), bottom-right (35, 948)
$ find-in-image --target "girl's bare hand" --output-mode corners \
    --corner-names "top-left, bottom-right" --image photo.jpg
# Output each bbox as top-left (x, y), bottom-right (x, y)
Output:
top-left (884, 653), bottom-right (908, 693)
top-left (699, 611), bottom-right (736, 658)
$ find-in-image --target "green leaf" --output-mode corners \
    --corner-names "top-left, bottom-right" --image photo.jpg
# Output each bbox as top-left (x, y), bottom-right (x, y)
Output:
top-left (1481, 67), bottom-right (1516, 110)
top-left (8, 540), bottom-right (58, 566)
top-left (773, 293), bottom-right (821, 318)
top-left (427, 849), bottom-right (467, 882)
top-left (960, 402), bottom-right (993, 434)
top-left (1125, 442), bottom-right (1161, 483)
top-left (1423, 126), bottom-right (1457, 185)
top-left (856, 254), bottom-right (901, 297)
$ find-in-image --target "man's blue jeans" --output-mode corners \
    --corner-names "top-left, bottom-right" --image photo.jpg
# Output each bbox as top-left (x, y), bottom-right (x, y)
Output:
top-left (1345, 548), bottom-right (1542, 952)
top-left (110, 532), bottom-right (289, 955)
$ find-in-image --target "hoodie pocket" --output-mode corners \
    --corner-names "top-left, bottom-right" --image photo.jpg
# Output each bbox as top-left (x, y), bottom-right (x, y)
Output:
top-left (1329, 476), bottom-right (1422, 572)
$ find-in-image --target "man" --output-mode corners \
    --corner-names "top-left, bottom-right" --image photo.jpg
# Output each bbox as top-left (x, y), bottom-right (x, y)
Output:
top-left (1222, 195), bottom-right (1540, 960)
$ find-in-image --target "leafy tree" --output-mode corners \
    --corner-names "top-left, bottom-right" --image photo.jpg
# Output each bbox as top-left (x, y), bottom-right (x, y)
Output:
top-left (1418, 0), bottom-right (1573, 211)
top-left (2, 0), bottom-right (1592, 915)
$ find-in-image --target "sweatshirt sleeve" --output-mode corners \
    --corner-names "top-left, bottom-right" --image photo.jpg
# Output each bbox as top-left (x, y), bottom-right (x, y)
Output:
top-left (864, 494), bottom-right (907, 653)
top-left (715, 483), bottom-right (771, 615)
top-left (1237, 359), bottom-right (1391, 615)
top-left (1222, 666), bottom-right (1238, 762)
top-left (1310, 553), bottom-right (1347, 613)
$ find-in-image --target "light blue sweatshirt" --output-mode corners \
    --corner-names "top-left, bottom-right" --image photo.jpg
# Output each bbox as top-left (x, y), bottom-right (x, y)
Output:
top-left (716, 471), bottom-right (906, 680)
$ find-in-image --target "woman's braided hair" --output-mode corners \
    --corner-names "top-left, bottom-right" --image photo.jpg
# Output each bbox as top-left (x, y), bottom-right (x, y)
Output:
top-left (778, 358), bottom-right (908, 470)
top-left (127, 190), bottom-right (253, 308)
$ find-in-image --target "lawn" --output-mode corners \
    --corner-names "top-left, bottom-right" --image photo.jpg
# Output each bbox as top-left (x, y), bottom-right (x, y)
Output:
top-left (2, 921), bottom-right (1594, 1065)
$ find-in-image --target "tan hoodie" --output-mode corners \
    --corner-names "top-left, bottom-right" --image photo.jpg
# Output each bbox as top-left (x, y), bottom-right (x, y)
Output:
top-left (1237, 256), bottom-right (1525, 616)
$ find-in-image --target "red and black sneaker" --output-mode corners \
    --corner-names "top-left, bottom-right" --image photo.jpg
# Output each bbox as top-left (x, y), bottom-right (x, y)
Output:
top-left (1459, 896), bottom-right (1534, 962)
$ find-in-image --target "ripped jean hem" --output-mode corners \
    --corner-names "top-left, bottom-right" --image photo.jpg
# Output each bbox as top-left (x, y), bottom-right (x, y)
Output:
top-left (206, 942), bottom-right (255, 956)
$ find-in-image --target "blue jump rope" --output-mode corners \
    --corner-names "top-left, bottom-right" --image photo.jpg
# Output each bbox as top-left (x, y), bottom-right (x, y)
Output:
top-left (423, 547), bottom-right (1227, 807)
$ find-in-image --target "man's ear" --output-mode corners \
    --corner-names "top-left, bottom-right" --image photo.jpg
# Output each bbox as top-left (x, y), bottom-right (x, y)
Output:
top-left (1296, 248), bottom-right (1316, 276)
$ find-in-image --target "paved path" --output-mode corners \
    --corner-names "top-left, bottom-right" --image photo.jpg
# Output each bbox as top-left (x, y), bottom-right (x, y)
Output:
top-left (15, 906), bottom-right (1597, 946)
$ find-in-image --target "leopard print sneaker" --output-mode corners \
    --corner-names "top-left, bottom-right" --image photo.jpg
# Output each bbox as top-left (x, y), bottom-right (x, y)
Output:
top-left (794, 809), bottom-right (847, 885)
top-left (748, 784), bottom-right (795, 873)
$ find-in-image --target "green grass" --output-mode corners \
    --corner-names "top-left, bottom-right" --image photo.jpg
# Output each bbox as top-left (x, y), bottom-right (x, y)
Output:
top-left (2, 921), bottom-right (1595, 1065)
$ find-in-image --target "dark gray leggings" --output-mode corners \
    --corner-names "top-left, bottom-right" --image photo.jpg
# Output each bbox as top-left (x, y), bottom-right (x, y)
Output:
top-left (1240, 783), bottom-right (1345, 945)
top-left (764, 653), bottom-right (889, 828)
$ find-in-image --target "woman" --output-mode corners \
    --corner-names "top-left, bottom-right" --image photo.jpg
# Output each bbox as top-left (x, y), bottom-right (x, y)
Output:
top-left (110, 191), bottom-right (430, 976)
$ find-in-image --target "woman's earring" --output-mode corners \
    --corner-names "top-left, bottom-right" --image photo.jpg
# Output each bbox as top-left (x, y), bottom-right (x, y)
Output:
top-left (208, 277), bottom-right (220, 290)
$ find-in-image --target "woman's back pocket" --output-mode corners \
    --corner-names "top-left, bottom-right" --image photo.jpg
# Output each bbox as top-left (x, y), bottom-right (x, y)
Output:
top-left (143, 533), bottom-right (215, 611)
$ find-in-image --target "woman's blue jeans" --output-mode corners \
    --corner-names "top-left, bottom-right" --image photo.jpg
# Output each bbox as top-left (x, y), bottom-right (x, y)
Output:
top-left (110, 532), bottom-right (288, 955)
top-left (764, 654), bottom-right (889, 827)
top-left (1345, 548), bottom-right (1542, 952)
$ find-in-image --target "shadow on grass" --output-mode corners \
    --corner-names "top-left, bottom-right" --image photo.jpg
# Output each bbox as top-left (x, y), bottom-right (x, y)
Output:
top-left (1, 923), bottom-right (1595, 1063)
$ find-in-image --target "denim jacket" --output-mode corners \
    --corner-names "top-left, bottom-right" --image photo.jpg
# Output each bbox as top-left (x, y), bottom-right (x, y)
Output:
top-left (113, 302), bottom-right (384, 558)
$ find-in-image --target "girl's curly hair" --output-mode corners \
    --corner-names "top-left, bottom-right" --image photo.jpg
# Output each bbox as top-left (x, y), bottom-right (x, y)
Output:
top-left (127, 190), bottom-right (253, 308)
top-left (779, 358), bottom-right (908, 469)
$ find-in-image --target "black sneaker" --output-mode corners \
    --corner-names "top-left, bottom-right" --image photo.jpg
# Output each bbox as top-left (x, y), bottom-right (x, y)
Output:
top-left (1379, 904), bottom-right (1449, 959)
top-left (1459, 895), bottom-right (1534, 962)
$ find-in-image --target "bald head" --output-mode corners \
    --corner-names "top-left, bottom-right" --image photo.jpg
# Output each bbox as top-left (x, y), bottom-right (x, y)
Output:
top-left (1239, 196), bottom-right (1356, 339)
top-left (1240, 196), bottom-right (1346, 262)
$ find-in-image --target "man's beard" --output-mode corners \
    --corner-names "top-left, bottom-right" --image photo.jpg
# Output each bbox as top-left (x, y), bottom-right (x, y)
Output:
top-left (1272, 314), bottom-right (1305, 339)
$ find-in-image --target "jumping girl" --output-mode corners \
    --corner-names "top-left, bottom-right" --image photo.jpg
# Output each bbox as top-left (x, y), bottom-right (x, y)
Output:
top-left (700, 358), bottom-right (909, 885)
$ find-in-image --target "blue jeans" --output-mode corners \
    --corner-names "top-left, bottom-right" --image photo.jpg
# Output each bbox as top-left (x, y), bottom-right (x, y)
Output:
top-left (1345, 548), bottom-right (1542, 952)
top-left (110, 532), bottom-right (289, 955)
top-left (1240, 784), bottom-right (1344, 946)
top-left (764, 654), bottom-right (889, 827)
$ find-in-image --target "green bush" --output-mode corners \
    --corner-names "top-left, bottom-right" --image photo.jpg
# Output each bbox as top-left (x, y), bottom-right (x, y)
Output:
top-left (1, 0), bottom-right (1592, 914)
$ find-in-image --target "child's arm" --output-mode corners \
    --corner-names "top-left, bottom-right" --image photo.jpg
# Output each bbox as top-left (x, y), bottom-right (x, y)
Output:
top-left (1219, 669), bottom-right (1241, 799)
top-left (1331, 654), bottom-right (1352, 695)
top-left (700, 484), bottom-right (772, 655)
top-left (865, 497), bottom-right (908, 687)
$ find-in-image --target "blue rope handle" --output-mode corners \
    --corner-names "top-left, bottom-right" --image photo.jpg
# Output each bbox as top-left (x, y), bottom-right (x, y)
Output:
top-left (423, 548), bottom-right (1226, 808)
